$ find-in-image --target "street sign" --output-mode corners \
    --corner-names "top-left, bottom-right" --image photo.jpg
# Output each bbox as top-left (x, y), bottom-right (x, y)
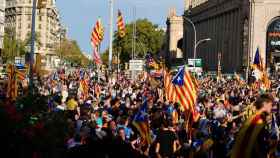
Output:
top-left (188, 58), bottom-right (202, 67)
top-left (187, 58), bottom-right (203, 76)
top-left (129, 60), bottom-right (144, 71)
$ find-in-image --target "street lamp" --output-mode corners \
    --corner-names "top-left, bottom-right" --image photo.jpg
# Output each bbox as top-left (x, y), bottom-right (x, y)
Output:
top-left (194, 38), bottom-right (211, 58)
top-left (108, 0), bottom-right (114, 71)
top-left (183, 17), bottom-right (211, 59)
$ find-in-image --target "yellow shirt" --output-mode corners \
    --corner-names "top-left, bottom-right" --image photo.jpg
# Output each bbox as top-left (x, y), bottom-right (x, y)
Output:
top-left (67, 99), bottom-right (78, 111)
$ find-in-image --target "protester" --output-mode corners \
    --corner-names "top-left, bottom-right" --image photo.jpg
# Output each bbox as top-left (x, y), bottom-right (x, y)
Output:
top-left (1, 68), bottom-right (280, 158)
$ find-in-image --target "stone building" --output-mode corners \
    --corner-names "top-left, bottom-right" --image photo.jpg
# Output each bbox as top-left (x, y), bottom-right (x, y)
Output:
top-left (166, 8), bottom-right (184, 67)
top-left (183, 0), bottom-right (280, 73)
top-left (5, 0), bottom-right (62, 69)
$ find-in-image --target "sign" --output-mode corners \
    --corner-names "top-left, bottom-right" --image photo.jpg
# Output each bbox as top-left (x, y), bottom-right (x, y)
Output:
top-left (188, 58), bottom-right (202, 67)
top-left (267, 18), bottom-right (280, 52)
top-left (129, 60), bottom-right (144, 71)
top-left (15, 57), bottom-right (25, 65)
top-left (187, 59), bottom-right (203, 76)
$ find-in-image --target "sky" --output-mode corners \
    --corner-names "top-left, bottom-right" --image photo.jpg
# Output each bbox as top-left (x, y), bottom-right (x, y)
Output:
top-left (56, 0), bottom-right (184, 55)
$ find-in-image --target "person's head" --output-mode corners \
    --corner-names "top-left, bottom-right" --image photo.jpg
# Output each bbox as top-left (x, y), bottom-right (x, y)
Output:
top-left (118, 127), bottom-right (126, 140)
top-left (254, 94), bottom-right (274, 114)
top-left (162, 119), bottom-right (170, 129)
top-left (119, 116), bottom-right (129, 126)
top-left (109, 120), bottom-right (116, 130)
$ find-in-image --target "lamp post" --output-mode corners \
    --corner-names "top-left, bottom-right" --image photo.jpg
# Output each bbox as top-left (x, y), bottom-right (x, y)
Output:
top-left (108, 0), bottom-right (114, 71)
top-left (28, 0), bottom-right (37, 94)
top-left (194, 38), bottom-right (211, 58)
top-left (183, 17), bottom-right (211, 59)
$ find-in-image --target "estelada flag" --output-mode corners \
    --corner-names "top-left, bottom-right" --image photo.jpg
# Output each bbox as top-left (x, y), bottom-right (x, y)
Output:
top-left (172, 66), bottom-right (200, 122)
top-left (252, 47), bottom-right (264, 71)
top-left (132, 99), bottom-right (152, 145)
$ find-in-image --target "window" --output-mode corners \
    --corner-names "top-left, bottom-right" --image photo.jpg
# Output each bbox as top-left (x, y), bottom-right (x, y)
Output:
top-left (39, 16), bottom-right (42, 21)
top-left (39, 24), bottom-right (41, 29)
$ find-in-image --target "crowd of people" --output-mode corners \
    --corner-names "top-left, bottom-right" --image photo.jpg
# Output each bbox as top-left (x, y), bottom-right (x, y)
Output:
top-left (1, 68), bottom-right (280, 158)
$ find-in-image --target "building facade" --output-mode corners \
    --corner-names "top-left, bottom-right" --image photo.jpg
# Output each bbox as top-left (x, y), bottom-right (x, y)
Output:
top-left (166, 8), bottom-right (184, 67)
top-left (183, 0), bottom-right (280, 73)
top-left (5, 0), bottom-right (62, 69)
top-left (0, 0), bottom-right (5, 53)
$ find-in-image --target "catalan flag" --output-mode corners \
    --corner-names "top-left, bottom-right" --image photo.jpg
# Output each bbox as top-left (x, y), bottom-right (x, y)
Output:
top-left (91, 18), bottom-right (104, 47)
top-left (132, 99), bottom-right (152, 145)
top-left (15, 69), bottom-right (26, 81)
top-left (93, 46), bottom-right (102, 65)
top-left (251, 47), bottom-right (271, 90)
top-left (164, 69), bottom-right (177, 103)
top-left (94, 83), bottom-right (101, 99)
top-left (91, 19), bottom-right (104, 65)
top-left (172, 66), bottom-right (199, 121)
top-left (6, 64), bottom-right (18, 100)
top-left (262, 73), bottom-right (271, 90)
top-left (79, 79), bottom-right (89, 100)
top-left (117, 10), bottom-right (126, 38)
top-left (146, 53), bottom-right (159, 69)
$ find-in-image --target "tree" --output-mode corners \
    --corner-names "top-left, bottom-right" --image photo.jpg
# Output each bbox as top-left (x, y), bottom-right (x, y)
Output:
top-left (2, 28), bottom-right (26, 63)
top-left (113, 18), bottom-right (165, 63)
top-left (24, 32), bottom-right (42, 48)
top-left (54, 39), bottom-right (90, 67)
top-left (101, 49), bottom-right (109, 65)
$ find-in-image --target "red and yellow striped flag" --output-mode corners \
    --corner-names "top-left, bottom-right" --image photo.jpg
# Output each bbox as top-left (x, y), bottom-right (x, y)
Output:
top-left (91, 18), bottom-right (104, 47)
top-left (79, 79), bottom-right (89, 100)
top-left (163, 69), bottom-right (177, 103)
top-left (117, 10), bottom-right (126, 38)
top-left (6, 64), bottom-right (18, 100)
top-left (15, 69), bottom-right (26, 81)
top-left (172, 66), bottom-right (200, 122)
top-left (93, 46), bottom-right (103, 65)
top-left (91, 18), bottom-right (104, 64)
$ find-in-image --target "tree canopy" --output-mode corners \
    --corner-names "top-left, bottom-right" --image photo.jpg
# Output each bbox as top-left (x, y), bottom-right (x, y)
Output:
top-left (2, 28), bottom-right (26, 63)
top-left (112, 18), bottom-right (165, 63)
top-left (55, 39), bottom-right (90, 67)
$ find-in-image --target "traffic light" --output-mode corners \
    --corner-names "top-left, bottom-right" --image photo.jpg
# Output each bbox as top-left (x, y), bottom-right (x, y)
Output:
top-left (37, 0), bottom-right (47, 9)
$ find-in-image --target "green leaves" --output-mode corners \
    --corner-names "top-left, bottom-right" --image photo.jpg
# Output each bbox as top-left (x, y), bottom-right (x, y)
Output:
top-left (2, 29), bottom-right (43, 63)
top-left (54, 39), bottom-right (90, 67)
top-left (112, 18), bottom-right (164, 63)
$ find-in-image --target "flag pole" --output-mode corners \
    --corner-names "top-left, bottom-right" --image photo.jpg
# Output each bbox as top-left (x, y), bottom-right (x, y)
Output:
top-left (98, 44), bottom-right (101, 83)
top-left (108, 0), bottom-right (114, 71)
top-left (117, 50), bottom-right (119, 81)
top-left (28, 0), bottom-right (37, 95)
top-left (217, 52), bottom-right (222, 82)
